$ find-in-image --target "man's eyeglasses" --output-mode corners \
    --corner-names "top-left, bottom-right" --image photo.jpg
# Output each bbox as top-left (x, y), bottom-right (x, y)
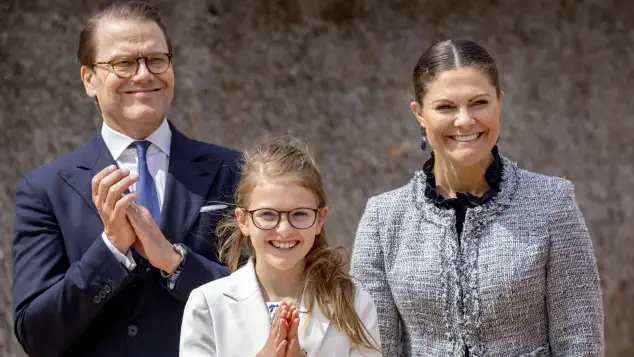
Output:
top-left (93, 53), bottom-right (172, 78)
top-left (242, 207), bottom-right (322, 230)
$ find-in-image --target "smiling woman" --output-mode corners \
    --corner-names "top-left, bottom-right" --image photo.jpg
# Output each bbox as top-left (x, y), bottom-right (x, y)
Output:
top-left (350, 39), bottom-right (604, 357)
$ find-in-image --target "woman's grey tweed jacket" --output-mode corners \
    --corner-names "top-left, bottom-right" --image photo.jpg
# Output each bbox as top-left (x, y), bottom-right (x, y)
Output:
top-left (350, 155), bottom-right (604, 357)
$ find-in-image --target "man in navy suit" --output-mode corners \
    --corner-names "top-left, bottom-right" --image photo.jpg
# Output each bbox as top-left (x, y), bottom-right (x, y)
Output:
top-left (11, 2), bottom-right (240, 356)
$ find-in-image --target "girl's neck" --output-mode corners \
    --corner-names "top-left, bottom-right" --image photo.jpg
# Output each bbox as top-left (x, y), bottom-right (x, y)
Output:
top-left (433, 152), bottom-right (494, 198)
top-left (255, 260), bottom-right (305, 303)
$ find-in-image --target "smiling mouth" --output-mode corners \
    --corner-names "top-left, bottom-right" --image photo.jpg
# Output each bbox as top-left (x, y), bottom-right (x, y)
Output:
top-left (268, 240), bottom-right (299, 250)
top-left (124, 89), bottom-right (161, 94)
top-left (450, 133), bottom-right (482, 142)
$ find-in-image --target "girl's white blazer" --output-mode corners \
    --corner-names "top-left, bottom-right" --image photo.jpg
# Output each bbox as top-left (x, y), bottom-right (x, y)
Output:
top-left (179, 260), bottom-right (382, 357)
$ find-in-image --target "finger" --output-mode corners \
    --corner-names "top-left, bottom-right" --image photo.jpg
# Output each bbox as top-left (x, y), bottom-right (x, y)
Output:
top-left (126, 202), bottom-right (144, 225)
top-left (278, 316), bottom-right (288, 341)
top-left (106, 173), bottom-right (138, 214)
top-left (275, 339), bottom-right (287, 357)
top-left (91, 165), bottom-right (117, 198)
top-left (288, 315), bottom-right (300, 339)
top-left (97, 169), bottom-right (130, 207)
top-left (115, 192), bottom-right (138, 220)
top-left (272, 305), bottom-right (282, 329)
top-left (274, 310), bottom-right (285, 341)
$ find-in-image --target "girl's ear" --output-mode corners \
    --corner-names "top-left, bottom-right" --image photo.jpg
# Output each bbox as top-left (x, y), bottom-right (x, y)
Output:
top-left (236, 208), bottom-right (250, 236)
top-left (315, 206), bottom-right (328, 235)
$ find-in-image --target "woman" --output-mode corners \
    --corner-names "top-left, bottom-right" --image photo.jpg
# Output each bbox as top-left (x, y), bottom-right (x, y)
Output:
top-left (350, 39), bottom-right (604, 357)
top-left (179, 137), bottom-right (381, 357)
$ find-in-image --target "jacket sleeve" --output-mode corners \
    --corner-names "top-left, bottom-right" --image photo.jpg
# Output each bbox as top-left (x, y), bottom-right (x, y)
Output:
top-left (164, 248), bottom-right (231, 302)
top-left (180, 288), bottom-right (217, 356)
top-left (12, 176), bottom-right (133, 357)
top-left (350, 197), bottom-right (401, 356)
top-left (546, 180), bottom-right (604, 356)
top-left (162, 157), bottom-right (240, 301)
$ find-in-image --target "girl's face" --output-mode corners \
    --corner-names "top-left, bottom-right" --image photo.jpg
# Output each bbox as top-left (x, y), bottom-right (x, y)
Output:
top-left (237, 178), bottom-right (327, 273)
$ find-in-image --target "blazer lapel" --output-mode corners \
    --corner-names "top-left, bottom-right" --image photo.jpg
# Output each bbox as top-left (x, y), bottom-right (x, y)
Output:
top-left (159, 126), bottom-right (222, 243)
top-left (59, 130), bottom-right (117, 218)
top-left (298, 297), bottom-right (331, 355)
top-left (223, 260), bottom-right (271, 350)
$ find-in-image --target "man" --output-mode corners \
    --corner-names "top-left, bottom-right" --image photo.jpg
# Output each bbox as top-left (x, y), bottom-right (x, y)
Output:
top-left (11, 2), bottom-right (240, 356)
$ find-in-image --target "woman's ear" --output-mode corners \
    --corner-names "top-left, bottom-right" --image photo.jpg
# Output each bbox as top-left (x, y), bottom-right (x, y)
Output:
top-left (236, 208), bottom-right (250, 236)
top-left (410, 101), bottom-right (426, 127)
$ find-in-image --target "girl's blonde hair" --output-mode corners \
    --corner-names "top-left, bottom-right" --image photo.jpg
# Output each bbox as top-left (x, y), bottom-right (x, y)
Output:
top-left (217, 136), bottom-right (379, 351)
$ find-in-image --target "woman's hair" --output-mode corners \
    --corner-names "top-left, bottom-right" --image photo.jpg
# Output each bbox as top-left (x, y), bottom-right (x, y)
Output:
top-left (217, 136), bottom-right (379, 351)
top-left (413, 39), bottom-right (500, 104)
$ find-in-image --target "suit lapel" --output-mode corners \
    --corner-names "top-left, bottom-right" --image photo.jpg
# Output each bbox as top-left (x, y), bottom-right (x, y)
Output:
top-left (159, 126), bottom-right (222, 243)
top-left (223, 260), bottom-right (271, 350)
top-left (222, 261), bottom-right (333, 355)
top-left (298, 297), bottom-right (331, 355)
top-left (59, 130), bottom-right (117, 218)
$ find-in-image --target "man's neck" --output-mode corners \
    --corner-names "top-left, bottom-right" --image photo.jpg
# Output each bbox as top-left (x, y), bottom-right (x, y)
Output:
top-left (103, 117), bottom-right (164, 140)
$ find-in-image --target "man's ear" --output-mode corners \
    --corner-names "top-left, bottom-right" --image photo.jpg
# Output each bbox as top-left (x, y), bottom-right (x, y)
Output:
top-left (81, 65), bottom-right (97, 97)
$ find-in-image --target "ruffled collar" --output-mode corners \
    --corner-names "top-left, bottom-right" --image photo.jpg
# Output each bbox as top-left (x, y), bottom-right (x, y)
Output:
top-left (422, 145), bottom-right (504, 209)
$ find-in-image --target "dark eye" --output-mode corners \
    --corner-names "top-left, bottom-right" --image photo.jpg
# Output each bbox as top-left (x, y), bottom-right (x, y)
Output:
top-left (473, 100), bottom-right (488, 105)
top-left (113, 58), bottom-right (136, 67)
top-left (435, 104), bottom-right (453, 110)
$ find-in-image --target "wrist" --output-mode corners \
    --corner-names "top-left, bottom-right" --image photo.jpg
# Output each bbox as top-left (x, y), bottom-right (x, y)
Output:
top-left (109, 236), bottom-right (131, 255)
top-left (162, 245), bottom-right (183, 274)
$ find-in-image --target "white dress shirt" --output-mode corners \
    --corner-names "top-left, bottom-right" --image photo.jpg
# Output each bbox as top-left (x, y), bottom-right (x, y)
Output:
top-left (100, 119), bottom-right (172, 270)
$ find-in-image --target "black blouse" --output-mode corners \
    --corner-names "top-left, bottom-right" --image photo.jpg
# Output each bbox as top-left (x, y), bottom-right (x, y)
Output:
top-left (423, 145), bottom-right (504, 236)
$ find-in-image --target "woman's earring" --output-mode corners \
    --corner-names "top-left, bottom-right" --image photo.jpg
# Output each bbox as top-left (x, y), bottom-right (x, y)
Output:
top-left (420, 126), bottom-right (428, 151)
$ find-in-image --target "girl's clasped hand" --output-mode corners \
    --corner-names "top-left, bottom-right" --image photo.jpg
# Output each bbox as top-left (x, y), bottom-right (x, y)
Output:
top-left (257, 301), bottom-right (306, 357)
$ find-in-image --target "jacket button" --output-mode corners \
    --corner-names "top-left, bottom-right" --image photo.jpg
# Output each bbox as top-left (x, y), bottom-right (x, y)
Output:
top-left (103, 284), bottom-right (112, 294)
top-left (127, 325), bottom-right (139, 337)
top-left (93, 295), bottom-right (102, 304)
top-left (98, 290), bottom-right (107, 299)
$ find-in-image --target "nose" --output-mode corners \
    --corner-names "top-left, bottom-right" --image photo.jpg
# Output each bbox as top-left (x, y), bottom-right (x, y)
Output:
top-left (454, 107), bottom-right (475, 127)
top-left (276, 213), bottom-right (294, 237)
top-left (131, 58), bottom-right (153, 83)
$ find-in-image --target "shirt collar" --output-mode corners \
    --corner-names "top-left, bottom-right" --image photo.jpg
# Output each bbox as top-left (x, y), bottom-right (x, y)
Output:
top-left (422, 145), bottom-right (504, 208)
top-left (101, 119), bottom-right (172, 161)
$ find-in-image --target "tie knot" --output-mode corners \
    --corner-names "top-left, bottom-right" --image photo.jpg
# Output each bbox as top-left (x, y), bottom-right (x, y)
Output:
top-left (132, 140), bottom-right (152, 160)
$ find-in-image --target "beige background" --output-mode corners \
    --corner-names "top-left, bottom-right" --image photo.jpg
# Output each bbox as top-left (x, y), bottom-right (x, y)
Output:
top-left (1, 0), bottom-right (632, 356)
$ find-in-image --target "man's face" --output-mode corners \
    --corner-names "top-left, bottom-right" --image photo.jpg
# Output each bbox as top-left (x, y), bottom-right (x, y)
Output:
top-left (81, 19), bottom-right (174, 133)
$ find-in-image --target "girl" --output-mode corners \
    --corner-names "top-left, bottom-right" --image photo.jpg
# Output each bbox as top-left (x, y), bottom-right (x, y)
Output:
top-left (180, 137), bottom-right (381, 357)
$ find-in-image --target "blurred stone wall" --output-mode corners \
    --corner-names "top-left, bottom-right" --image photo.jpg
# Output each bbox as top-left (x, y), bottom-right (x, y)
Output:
top-left (1, 0), bottom-right (633, 356)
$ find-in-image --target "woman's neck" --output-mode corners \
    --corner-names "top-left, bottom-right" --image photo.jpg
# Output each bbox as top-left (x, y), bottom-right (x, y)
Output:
top-left (255, 260), bottom-right (305, 303)
top-left (433, 153), bottom-right (494, 198)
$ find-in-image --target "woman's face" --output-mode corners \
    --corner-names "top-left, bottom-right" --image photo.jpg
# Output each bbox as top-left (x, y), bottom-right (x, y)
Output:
top-left (411, 66), bottom-right (503, 168)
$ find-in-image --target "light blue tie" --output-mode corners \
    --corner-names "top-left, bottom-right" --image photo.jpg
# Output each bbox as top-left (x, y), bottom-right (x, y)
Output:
top-left (133, 140), bottom-right (160, 223)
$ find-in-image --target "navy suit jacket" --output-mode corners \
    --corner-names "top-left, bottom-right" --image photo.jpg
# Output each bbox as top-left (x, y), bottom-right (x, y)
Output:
top-left (12, 122), bottom-right (241, 357)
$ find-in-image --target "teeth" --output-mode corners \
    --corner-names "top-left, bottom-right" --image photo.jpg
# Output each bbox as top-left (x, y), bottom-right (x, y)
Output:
top-left (452, 133), bottom-right (480, 142)
top-left (270, 241), bottom-right (298, 250)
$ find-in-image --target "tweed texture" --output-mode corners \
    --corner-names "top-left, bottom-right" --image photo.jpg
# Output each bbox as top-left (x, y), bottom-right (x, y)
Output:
top-left (350, 154), bottom-right (604, 357)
